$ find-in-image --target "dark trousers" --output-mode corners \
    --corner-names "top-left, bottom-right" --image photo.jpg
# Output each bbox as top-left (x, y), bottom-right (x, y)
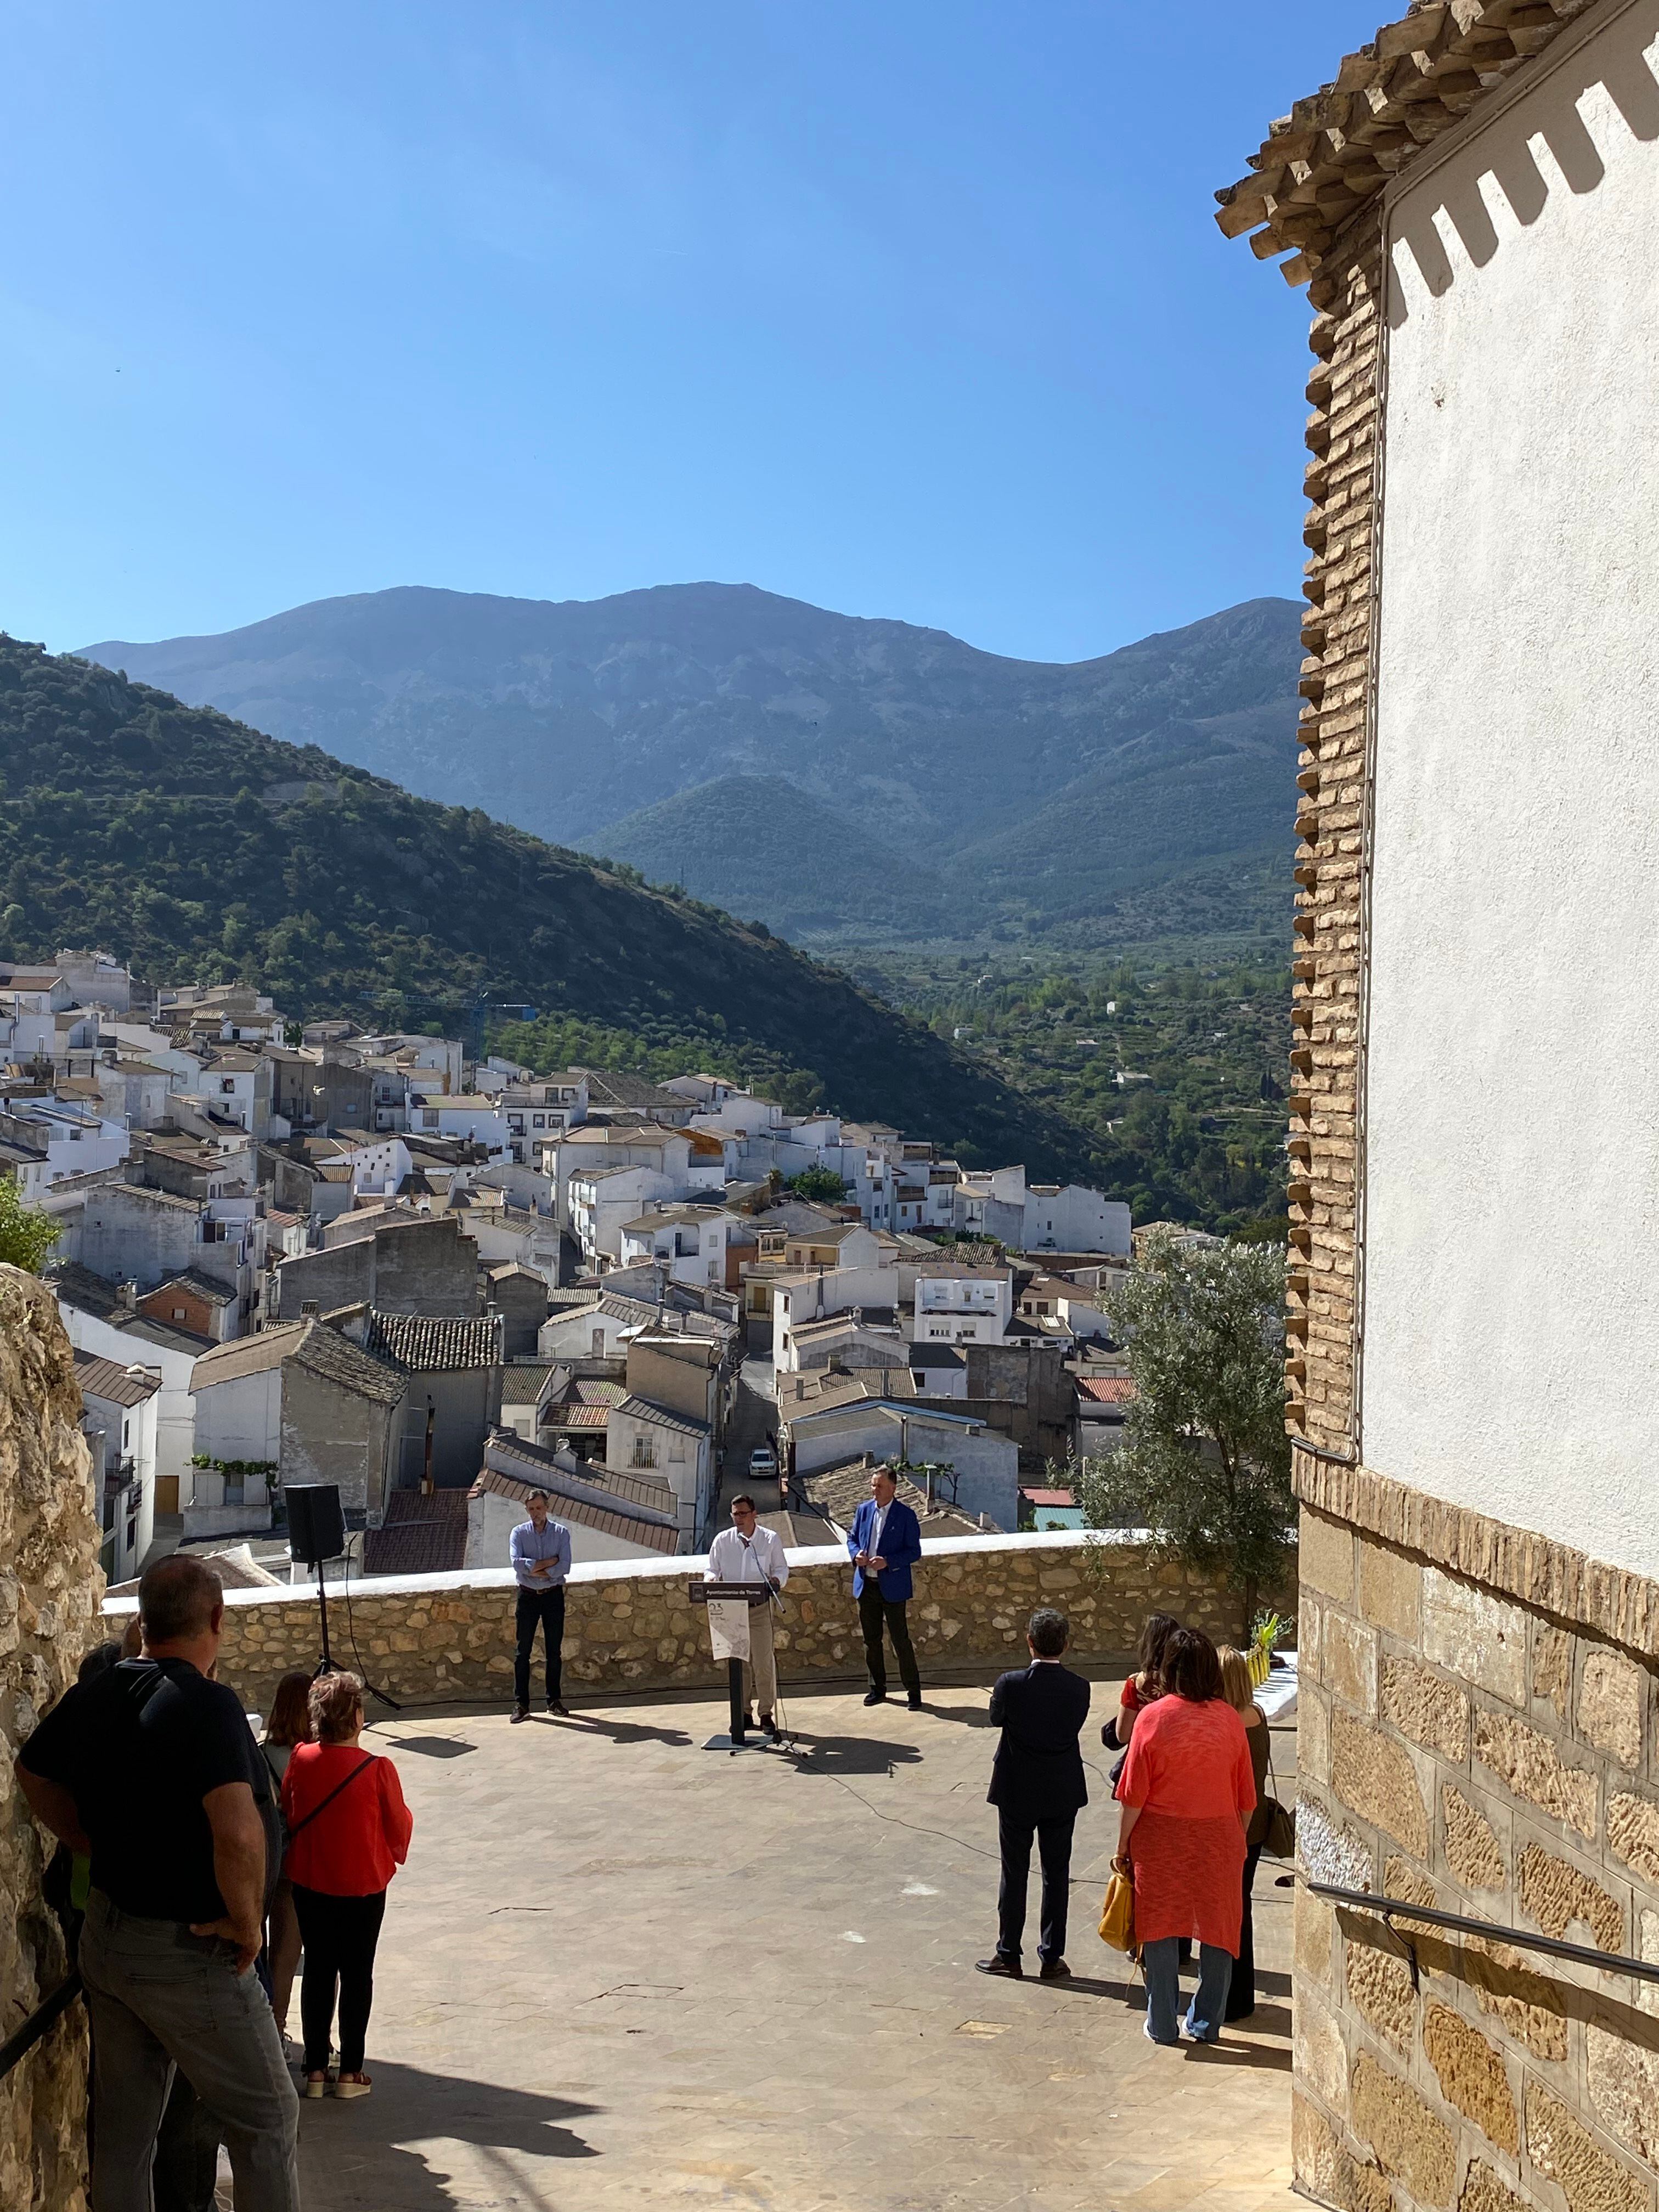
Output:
top-left (153, 2069), bottom-right (222, 2212)
top-left (857, 1584), bottom-right (920, 1697)
top-left (292, 1887), bottom-right (386, 2075)
top-left (996, 1808), bottom-right (1076, 1965)
top-left (1226, 1844), bottom-right (1263, 2019)
top-left (515, 1585), bottom-right (566, 1706)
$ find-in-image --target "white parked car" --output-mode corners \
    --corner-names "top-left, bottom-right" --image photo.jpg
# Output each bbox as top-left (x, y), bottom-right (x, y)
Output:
top-left (748, 1444), bottom-right (778, 1480)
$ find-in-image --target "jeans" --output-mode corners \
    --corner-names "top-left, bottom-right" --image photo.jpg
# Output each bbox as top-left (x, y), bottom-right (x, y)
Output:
top-left (857, 1585), bottom-right (920, 1697)
top-left (515, 1585), bottom-right (566, 1707)
top-left (996, 1809), bottom-right (1076, 1965)
top-left (292, 1886), bottom-right (387, 2075)
top-left (1142, 1936), bottom-right (1233, 2044)
top-left (1226, 1846), bottom-right (1262, 2020)
top-left (78, 1891), bottom-right (298, 2212)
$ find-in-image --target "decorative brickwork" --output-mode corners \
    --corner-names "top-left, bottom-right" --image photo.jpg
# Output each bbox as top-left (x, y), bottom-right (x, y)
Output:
top-left (1282, 199), bottom-right (1383, 1455)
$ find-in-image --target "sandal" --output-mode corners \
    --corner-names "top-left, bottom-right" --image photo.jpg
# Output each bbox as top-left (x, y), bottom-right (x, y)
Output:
top-left (332, 2073), bottom-right (372, 2100)
top-left (304, 2072), bottom-right (331, 2100)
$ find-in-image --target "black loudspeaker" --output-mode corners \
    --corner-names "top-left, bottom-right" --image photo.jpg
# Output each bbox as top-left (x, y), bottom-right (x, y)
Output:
top-left (285, 1482), bottom-right (346, 1566)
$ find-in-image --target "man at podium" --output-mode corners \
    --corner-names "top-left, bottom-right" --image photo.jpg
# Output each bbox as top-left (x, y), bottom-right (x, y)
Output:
top-left (706, 1494), bottom-right (789, 1742)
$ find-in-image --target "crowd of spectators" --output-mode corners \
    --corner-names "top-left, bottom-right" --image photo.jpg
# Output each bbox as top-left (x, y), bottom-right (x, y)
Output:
top-left (12, 1555), bottom-right (413, 2212)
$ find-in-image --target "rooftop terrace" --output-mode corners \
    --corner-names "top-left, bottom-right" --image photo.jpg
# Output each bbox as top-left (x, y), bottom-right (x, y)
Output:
top-left (296, 1676), bottom-right (1295, 2212)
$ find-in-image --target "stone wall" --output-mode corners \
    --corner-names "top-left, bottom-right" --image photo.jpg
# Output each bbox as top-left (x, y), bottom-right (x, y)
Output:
top-left (1294, 1467), bottom-right (1659, 2212)
top-left (1, 1266), bottom-right (103, 2212)
top-left (101, 1530), bottom-right (1296, 1721)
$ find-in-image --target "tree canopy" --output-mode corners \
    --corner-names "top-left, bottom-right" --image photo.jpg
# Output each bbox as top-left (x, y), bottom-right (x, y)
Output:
top-left (1074, 1231), bottom-right (1292, 1628)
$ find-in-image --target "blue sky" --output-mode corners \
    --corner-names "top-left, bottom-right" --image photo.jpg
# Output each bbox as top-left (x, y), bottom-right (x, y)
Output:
top-left (6, 2), bottom-right (1380, 664)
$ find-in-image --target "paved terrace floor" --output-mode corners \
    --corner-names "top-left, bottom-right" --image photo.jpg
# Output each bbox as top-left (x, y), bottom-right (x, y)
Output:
top-left (298, 1679), bottom-right (1295, 2212)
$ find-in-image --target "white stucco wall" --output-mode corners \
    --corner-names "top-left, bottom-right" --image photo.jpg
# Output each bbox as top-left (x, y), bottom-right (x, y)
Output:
top-left (1364, 2), bottom-right (1659, 1579)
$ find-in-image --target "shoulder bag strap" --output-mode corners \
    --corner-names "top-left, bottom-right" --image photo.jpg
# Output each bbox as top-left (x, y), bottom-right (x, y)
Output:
top-left (286, 1754), bottom-right (377, 1839)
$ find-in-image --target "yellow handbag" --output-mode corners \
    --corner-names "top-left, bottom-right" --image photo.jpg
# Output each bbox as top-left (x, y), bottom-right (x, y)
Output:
top-left (1098, 1860), bottom-right (1136, 1954)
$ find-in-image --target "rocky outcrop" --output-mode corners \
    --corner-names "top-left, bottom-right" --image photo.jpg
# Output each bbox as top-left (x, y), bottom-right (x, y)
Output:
top-left (1, 1265), bottom-right (102, 2212)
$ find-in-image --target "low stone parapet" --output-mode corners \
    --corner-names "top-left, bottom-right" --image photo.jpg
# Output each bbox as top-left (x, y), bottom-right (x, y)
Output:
top-left (102, 1530), bottom-right (1296, 1716)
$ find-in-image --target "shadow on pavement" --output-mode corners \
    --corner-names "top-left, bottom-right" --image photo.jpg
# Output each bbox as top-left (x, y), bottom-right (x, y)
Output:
top-left (543, 1713), bottom-right (695, 1748)
top-left (382, 1736), bottom-right (477, 1760)
top-left (297, 2060), bottom-right (600, 2210)
top-left (787, 1733), bottom-right (926, 1776)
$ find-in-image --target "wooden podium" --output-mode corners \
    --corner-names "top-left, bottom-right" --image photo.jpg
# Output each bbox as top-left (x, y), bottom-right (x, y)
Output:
top-left (689, 1577), bottom-right (776, 1750)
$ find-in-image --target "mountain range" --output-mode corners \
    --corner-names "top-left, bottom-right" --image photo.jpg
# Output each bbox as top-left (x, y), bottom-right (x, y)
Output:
top-left (81, 583), bottom-right (1304, 947)
top-left (0, 636), bottom-right (1099, 1177)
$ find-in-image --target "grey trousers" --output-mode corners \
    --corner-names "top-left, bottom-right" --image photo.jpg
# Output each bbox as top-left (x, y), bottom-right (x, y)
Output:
top-left (80, 1891), bottom-right (299, 2212)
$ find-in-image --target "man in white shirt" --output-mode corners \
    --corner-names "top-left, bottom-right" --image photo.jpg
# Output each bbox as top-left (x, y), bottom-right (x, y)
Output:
top-left (707, 1493), bottom-right (789, 1742)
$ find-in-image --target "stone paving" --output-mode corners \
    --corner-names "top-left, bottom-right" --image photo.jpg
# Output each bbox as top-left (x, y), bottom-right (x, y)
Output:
top-left (295, 1678), bottom-right (1296, 2212)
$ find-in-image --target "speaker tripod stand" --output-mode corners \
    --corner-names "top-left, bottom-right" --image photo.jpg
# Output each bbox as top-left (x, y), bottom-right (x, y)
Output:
top-left (300, 1550), bottom-right (402, 1712)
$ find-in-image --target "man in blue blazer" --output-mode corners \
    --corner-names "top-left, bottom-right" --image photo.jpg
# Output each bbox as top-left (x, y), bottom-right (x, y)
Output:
top-left (976, 1606), bottom-right (1091, 1980)
top-left (847, 1466), bottom-right (924, 1709)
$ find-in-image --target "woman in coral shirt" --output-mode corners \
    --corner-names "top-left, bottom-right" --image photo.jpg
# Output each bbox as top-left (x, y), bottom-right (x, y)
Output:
top-left (1114, 1627), bottom-right (1256, 2045)
top-left (281, 1672), bottom-right (413, 2101)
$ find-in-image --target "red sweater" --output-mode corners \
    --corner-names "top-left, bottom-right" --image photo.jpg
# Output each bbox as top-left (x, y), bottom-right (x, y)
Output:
top-left (281, 1742), bottom-right (413, 1897)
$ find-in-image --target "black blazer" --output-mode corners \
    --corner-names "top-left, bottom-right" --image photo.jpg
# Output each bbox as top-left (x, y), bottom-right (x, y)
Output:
top-left (986, 1662), bottom-right (1092, 1819)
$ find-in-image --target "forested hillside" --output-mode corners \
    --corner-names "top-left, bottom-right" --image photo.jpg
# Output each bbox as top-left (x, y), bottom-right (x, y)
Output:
top-left (0, 637), bottom-right (1093, 1176)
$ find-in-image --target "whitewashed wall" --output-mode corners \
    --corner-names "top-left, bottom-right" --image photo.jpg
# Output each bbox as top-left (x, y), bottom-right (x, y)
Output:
top-left (1364, 2), bottom-right (1659, 1578)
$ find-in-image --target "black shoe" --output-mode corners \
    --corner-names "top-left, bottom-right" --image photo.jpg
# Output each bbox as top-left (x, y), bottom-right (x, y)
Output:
top-left (1039, 1959), bottom-right (1073, 1982)
top-left (907, 1692), bottom-right (923, 1711)
top-left (546, 1700), bottom-right (570, 1718)
top-left (761, 1718), bottom-right (782, 1742)
top-left (510, 1705), bottom-right (530, 1724)
top-left (864, 1689), bottom-right (886, 1706)
top-left (975, 1955), bottom-right (1023, 1978)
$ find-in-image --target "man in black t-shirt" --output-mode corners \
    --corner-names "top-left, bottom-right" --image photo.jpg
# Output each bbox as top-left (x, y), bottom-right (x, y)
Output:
top-left (16, 1554), bottom-right (299, 2212)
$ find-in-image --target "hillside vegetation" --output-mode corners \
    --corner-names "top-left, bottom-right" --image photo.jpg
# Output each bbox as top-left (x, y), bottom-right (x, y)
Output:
top-left (82, 583), bottom-right (1303, 948)
top-left (0, 637), bottom-right (1097, 1176)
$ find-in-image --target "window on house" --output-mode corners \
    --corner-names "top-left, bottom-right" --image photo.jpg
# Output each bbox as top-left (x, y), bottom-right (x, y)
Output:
top-left (221, 1079), bottom-right (236, 1094)
top-left (533, 1114), bottom-right (545, 1128)
top-left (172, 1307), bottom-right (185, 1322)
top-left (631, 1437), bottom-right (656, 1469)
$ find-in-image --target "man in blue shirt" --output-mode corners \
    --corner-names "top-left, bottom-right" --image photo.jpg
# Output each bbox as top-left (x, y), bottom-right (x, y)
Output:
top-left (510, 1490), bottom-right (573, 1722)
top-left (847, 1466), bottom-right (924, 1709)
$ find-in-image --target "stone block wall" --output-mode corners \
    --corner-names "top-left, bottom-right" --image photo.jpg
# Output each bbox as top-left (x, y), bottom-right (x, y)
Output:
top-left (103, 1531), bottom-right (1296, 1721)
top-left (1, 1266), bottom-right (104, 2212)
top-left (1294, 1481), bottom-right (1659, 2212)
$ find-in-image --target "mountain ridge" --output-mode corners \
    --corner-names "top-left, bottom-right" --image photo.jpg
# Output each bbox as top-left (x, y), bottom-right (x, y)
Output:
top-left (79, 582), bottom-right (1303, 946)
top-left (0, 635), bottom-right (1103, 1179)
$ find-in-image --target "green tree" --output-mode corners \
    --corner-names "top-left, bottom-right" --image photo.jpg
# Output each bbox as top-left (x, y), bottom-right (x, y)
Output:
top-left (0, 1178), bottom-right (61, 1274)
top-left (786, 1165), bottom-right (850, 1204)
top-left (1075, 1231), bottom-right (1291, 1634)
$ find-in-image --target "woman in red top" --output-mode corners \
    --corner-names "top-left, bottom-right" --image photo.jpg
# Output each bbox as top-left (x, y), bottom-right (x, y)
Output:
top-left (1115, 1627), bottom-right (1256, 2045)
top-left (280, 1672), bottom-right (413, 2101)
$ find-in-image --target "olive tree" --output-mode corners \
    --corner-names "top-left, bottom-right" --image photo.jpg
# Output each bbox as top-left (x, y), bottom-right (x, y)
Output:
top-left (0, 1177), bottom-right (61, 1274)
top-left (1074, 1230), bottom-right (1292, 1634)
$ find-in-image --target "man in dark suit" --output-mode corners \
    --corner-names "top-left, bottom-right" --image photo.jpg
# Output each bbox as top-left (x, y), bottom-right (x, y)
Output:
top-left (847, 1466), bottom-right (924, 1709)
top-left (977, 1606), bottom-right (1092, 1980)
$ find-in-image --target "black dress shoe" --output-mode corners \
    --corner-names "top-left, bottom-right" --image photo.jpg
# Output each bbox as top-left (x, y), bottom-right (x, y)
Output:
top-left (1039, 1959), bottom-right (1073, 1982)
top-left (546, 1700), bottom-right (570, 1718)
top-left (510, 1705), bottom-right (530, 1724)
top-left (975, 1955), bottom-right (1023, 1978)
top-left (864, 1689), bottom-right (886, 1706)
top-left (907, 1692), bottom-right (923, 1711)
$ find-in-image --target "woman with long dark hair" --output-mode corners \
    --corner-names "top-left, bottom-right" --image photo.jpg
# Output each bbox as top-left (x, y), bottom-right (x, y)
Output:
top-left (1114, 1626), bottom-right (1256, 2044)
top-left (260, 1670), bottom-right (314, 2047)
top-left (1103, 1611), bottom-right (1178, 1750)
top-left (281, 1672), bottom-right (413, 2101)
